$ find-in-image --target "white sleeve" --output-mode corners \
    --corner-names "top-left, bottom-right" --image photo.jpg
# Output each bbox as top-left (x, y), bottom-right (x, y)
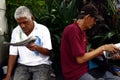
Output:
top-left (9, 28), bottom-right (19, 55)
top-left (42, 27), bottom-right (52, 50)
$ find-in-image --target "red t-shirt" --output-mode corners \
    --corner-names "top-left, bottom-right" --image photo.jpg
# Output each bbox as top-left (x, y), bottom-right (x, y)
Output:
top-left (60, 21), bottom-right (88, 80)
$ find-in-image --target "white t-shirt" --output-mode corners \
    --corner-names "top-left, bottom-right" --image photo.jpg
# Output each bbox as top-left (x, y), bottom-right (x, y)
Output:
top-left (10, 21), bottom-right (52, 66)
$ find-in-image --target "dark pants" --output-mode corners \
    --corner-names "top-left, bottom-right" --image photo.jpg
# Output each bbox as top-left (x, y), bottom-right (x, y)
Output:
top-left (79, 71), bottom-right (120, 80)
top-left (13, 64), bottom-right (52, 80)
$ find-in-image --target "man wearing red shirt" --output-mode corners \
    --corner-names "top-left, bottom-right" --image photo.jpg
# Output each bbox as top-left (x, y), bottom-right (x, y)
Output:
top-left (60, 3), bottom-right (120, 80)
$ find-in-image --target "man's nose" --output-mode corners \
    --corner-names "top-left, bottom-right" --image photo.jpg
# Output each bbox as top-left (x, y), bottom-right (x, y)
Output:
top-left (20, 23), bottom-right (25, 28)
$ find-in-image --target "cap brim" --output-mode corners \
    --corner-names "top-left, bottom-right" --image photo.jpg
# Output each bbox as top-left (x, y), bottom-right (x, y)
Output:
top-left (95, 15), bottom-right (104, 21)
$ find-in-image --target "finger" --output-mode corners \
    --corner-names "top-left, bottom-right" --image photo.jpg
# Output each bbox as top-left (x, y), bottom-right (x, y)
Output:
top-left (112, 54), bottom-right (120, 59)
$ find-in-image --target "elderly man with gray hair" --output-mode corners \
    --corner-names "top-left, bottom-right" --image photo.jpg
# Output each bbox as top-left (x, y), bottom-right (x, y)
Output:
top-left (4, 6), bottom-right (52, 80)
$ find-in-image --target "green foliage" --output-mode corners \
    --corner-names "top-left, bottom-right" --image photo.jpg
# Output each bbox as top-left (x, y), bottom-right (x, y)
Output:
top-left (39, 0), bottom-right (76, 52)
top-left (104, 0), bottom-right (117, 15)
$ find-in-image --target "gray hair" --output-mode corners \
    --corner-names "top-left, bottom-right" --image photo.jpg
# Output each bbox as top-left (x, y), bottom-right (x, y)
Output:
top-left (14, 6), bottom-right (33, 20)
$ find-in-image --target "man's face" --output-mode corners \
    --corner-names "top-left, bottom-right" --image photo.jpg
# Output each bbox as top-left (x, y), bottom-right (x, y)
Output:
top-left (84, 15), bottom-right (96, 30)
top-left (16, 17), bottom-right (34, 35)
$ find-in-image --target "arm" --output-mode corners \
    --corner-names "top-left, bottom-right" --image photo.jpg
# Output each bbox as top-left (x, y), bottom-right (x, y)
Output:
top-left (26, 43), bottom-right (52, 56)
top-left (4, 55), bottom-right (17, 80)
top-left (34, 44), bottom-right (52, 56)
top-left (76, 44), bottom-right (119, 64)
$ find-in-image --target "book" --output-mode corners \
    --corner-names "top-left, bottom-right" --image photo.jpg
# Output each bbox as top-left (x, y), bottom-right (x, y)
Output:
top-left (3, 36), bottom-right (36, 46)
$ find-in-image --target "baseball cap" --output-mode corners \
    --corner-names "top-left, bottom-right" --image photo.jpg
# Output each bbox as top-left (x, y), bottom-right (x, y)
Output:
top-left (79, 3), bottom-right (104, 21)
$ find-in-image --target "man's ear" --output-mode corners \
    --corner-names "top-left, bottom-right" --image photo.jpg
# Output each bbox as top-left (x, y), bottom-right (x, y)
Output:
top-left (31, 16), bottom-right (34, 20)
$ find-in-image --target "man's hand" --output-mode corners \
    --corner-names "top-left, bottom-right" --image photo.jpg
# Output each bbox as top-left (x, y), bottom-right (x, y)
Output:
top-left (103, 44), bottom-right (120, 54)
top-left (26, 43), bottom-right (37, 51)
